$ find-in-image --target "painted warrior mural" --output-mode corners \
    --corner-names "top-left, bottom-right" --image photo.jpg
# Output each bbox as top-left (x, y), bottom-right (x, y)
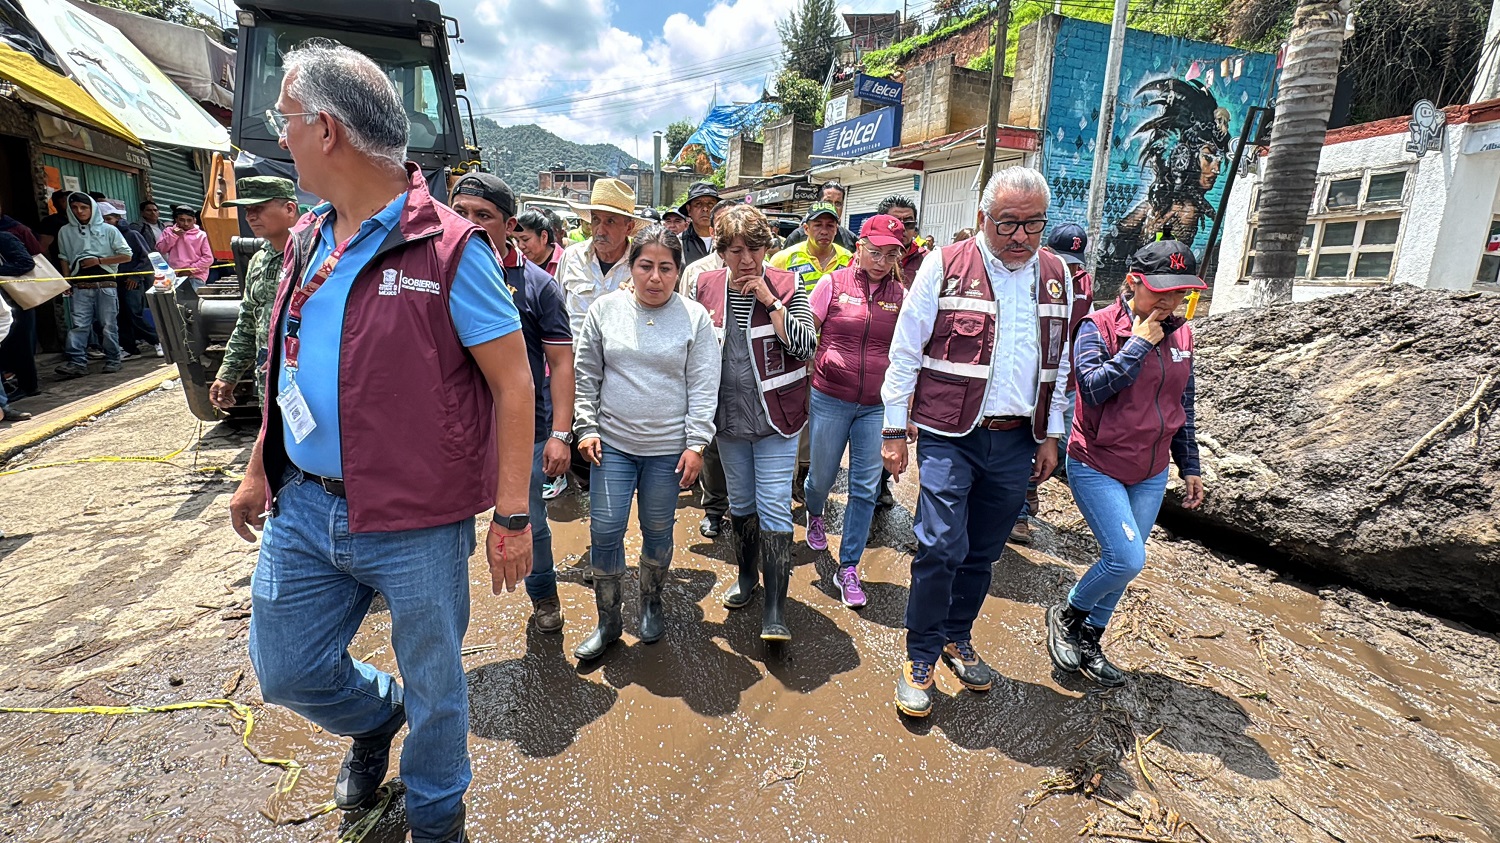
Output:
top-left (1099, 78), bottom-right (1231, 280)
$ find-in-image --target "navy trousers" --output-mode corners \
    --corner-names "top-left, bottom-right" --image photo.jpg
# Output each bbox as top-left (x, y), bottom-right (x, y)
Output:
top-left (904, 425), bottom-right (1034, 663)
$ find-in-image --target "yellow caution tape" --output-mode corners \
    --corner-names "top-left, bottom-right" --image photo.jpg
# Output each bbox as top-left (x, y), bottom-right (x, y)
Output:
top-left (0, 422), bottom-right (243, 480)
top-left (2, 260), bottom-right (239, 286)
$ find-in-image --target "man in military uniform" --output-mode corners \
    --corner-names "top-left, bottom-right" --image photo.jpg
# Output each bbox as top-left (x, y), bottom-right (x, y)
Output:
top-left (210, 176), bottom-right (300, 410)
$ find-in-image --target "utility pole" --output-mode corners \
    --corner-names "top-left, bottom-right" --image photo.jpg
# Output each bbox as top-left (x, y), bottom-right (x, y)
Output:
top-left (1083, 0), bottom-right (1129, 274)
top-left (652, 131), bottom-right (663, 208)
top-left (1473, 0), bottom-right (1500, 102)
top-left (977, 0), bottom-right (1013, 194)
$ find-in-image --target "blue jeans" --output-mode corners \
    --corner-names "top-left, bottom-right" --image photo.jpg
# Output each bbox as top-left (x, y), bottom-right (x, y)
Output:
top-left (248, 470), bottom-right (476, 839)
top-left (717, 432), bottom-right (800, 534)
top-left (802, 388), bottom-right (883, 567)
top-left (525, 440), bottom-right (557, 602)
top-left (1066, 459), bottom-right (1169, 628)
top-left (905, 426), bottom-right (1033, 663)
top-left (588, 442), bottom-right (681, 574)
top-left (64, 286), bottom-right (121, 366)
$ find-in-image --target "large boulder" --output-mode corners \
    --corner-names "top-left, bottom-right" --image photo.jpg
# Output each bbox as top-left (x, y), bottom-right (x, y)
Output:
top-left (1161, 286), bottom-right (1500, 628)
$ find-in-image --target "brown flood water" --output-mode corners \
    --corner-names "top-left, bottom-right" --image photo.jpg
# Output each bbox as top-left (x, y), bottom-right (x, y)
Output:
top-left (2, 392), bottom-right (1499, 842)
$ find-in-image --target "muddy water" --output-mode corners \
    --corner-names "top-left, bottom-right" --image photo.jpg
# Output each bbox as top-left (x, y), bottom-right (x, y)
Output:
top-left (2, 389), bottom-right (1500, 841)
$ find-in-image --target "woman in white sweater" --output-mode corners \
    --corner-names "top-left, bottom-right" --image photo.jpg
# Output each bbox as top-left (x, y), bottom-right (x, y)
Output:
top-left (571, 225), bottom-right (722, 661)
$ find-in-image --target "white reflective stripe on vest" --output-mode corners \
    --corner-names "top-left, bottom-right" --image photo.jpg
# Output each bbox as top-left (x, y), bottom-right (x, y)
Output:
top-left (749, 322), bottom-right (779, 339)
top-left (935, 296), bottom-right (997, 314)
top-left (920, 356), bottom-right (991, 379)
top-left (1038, 303), bottom-right (1069, 318)
top-left (763, 367), bottom-right (808, 390)
top-left (1041, 368), bottom-right (1059, 383)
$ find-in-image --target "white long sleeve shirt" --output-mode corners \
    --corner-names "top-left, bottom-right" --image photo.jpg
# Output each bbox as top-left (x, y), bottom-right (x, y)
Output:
top-left (560, 238), bottom-right (635, 338)
top-left (881, 238), bottom-right (1072, 437)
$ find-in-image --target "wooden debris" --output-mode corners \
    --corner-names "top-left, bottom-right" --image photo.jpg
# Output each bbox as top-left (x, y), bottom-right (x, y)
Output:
top-left (1380, 373), bottom-right (1495, 479)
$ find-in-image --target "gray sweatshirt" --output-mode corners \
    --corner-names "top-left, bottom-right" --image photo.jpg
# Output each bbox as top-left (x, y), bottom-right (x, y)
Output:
top-left (573, 289), bottom-right (721, 457)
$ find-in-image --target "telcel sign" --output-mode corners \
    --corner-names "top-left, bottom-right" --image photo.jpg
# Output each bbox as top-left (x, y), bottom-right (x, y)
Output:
top-left (855, 73), bottom-right (903, 106)
top-left (813, 106), bottom-right (902, 161)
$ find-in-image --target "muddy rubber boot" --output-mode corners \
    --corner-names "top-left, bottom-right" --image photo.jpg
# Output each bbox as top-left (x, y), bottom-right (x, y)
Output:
top-left (574, 572), bottom-right (623, 661)
top-left (722, 513), bottom-right (761, 609)
top-left (638, 561), bottom-right (670, 644)
top-left (1046, 601), bottom-right (1089, 673)
top-left (1078, 623), bottom-right (1127, 687)
top-left (760, 530), bottom-right (793, 641)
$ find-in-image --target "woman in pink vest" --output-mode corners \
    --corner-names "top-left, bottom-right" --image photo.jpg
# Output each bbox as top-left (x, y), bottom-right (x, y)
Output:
top-left (155, 205), bottom-right (214, 288)
top-left (1046, 241), bottom-right (1206, 687)
top-left (695, 206), bottom-right (817, 642)
top-left (803, 214), bottom-right (909, 609)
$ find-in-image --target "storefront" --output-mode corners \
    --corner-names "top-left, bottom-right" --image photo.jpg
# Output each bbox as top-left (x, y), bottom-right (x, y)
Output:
top-left (38, 115), bottom-right (149, 214)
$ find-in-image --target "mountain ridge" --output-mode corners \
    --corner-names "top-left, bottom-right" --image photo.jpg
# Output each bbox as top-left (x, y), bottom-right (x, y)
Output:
top-left (474, 119), bottom-right (645, 194)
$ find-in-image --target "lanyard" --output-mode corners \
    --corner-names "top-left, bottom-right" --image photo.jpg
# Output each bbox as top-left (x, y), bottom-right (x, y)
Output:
top-left (283, 233), bottom-right (356, 374)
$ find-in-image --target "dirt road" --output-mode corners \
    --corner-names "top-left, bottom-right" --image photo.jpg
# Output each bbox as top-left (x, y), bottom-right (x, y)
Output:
top-left (2, 384), bottom-right (1498, 842)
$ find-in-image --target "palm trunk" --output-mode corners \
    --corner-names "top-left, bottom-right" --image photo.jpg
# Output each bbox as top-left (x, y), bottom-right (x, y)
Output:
top-left (1250, 0), bottom-right (1347, 307)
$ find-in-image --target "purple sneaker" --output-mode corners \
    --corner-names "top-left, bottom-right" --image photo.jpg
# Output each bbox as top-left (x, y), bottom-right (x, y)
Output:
top-left (836, 566), bottom-right (867, 609)
top-left (806, 515), bottom-right (828, 551)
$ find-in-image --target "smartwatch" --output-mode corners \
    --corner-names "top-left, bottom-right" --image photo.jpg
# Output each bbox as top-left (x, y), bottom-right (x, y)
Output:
top-left (550, 430), bottom-right (575, 445)
top-left (491, 512), bottom-right (529, 531)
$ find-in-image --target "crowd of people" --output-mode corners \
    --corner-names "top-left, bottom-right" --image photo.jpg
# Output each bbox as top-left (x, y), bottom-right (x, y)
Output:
top-left (217, 41), bottom-right (1206, 843)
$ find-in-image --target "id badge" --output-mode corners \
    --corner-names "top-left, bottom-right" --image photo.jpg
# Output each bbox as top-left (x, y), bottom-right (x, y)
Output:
top-left (277, 379), bottom-right (318, 443)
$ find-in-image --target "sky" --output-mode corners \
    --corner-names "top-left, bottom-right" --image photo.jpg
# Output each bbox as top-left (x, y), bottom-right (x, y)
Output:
top-left (192, 0), bottom-right (921, 155)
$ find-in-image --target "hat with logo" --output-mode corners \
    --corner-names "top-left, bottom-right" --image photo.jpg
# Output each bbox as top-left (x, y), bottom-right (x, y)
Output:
top-left (567, 178), bottom-right (647, 223)
top-left (677, 181), bottom-right (720, 215)
top-left (858, 214), bottom-right (906, 249)
top-left (663, 207), bottom-right (687, 221)
top-left (1128, 240), bottom-right (1207, 293)
top-left (451, 171), bottom-right (517, 218)
top-left (1047, 222), bottom-right (1088, 266)
top-left (639, 207), bottom-right (662, 222)
top-left (803, 201), bottom-right (839, 223)
top-left (224, 176), bottom-right (298, 207)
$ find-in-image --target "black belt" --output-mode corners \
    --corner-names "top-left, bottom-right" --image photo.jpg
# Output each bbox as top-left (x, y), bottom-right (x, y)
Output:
top-left (977, 415), bottom-right (1028, 431)
top-left (296, 466), bottom-right (346, 497)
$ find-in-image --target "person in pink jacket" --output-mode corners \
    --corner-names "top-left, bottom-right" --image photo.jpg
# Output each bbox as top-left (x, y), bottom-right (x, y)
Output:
top-left (156, 205), bottom-right (214, 287)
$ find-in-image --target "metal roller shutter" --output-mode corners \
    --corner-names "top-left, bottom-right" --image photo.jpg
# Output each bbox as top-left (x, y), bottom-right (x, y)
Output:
top-left (844, 174), bottom-right (918, 233)
top-left (918, 165), bottom-right (981, 248)
top-left (143, 143), bottom-right (206, 213)
top-left (42, 153), bottom-right (142, 217)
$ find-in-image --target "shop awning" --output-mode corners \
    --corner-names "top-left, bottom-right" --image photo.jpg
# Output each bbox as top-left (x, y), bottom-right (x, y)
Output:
top-left (20, 0), bottom-right (229, 151)
top-left (0, 42), bottom-right (139, 144)
top-left (70, 0), bottom-right (234, 110)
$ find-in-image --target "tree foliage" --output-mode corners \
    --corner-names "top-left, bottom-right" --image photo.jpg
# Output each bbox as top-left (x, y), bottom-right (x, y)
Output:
top-left (777, 0), bottom-right (843, 82)
top-left (89, 0), bottom-right (210, 27)
top-left (774, 70), bottom-right (826, 127)
top-left (473, 119), bottom-right (643, 193)
top-left (664, 119), bottom-right (695, 160)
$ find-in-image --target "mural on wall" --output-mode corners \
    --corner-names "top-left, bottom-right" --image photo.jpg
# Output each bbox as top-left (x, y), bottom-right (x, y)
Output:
top-left (1041, 18), bottom-right (1278, 292)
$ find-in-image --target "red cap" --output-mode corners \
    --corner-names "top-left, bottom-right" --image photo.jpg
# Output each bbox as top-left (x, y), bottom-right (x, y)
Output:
top-left (859, 214), bottom-right (906, 249)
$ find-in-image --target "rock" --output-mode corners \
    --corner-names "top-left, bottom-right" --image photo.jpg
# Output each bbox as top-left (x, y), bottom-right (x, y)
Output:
top-left (1161, 286), bottom-right (1500, 629)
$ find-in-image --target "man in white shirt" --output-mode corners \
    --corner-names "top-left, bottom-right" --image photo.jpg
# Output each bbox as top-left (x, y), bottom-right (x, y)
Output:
top-left (880, 167), bottom-right (1085, 719)
top-left (558, 178), bottom-right (645, 337)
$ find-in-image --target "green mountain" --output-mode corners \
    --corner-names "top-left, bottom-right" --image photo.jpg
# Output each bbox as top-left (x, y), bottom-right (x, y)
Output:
top-left (473, 119), bottom-right (644, 194)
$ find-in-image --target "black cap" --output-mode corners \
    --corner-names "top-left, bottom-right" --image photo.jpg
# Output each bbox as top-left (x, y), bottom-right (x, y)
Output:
top-left (678, 181), bottom-right (719, 214)
top-left (451, 171), bottom-right (517, 218)
top-left (663, 207), bottom-right (687, 221)
top-left (1047, 223), bottom-right (1088, 266)
top-left (639, 207), bottom-right (662, 222)
top-left (1128, 240), bottom-right (1207, 292)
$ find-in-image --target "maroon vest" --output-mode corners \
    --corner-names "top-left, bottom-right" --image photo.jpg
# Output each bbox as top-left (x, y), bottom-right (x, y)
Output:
top-left (258, 163), bottom-right (499, 532)
top-left (1068, 298), bottom-right (1193, 485)
top-left (909, 239), bottom-right (1088, 442)
top-left (813, 265), bottom-right (904, 406)
top-left (696, 266), bottom-right (809, 436)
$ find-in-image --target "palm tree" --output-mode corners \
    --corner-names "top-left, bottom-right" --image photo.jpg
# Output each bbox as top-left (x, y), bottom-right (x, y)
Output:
top-left (1250, 0), bottom-right (1348, 306)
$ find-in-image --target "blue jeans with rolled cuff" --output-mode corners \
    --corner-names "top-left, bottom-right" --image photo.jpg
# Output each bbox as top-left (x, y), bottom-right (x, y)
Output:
top-left (716, 432), bottom-right (800, 534)
top-left (588, 442), bottom-right (681, 573)
top-left (1065, 458), bottom-right (1169, 628)
top-left (802, 387), bottom-right (884, 567)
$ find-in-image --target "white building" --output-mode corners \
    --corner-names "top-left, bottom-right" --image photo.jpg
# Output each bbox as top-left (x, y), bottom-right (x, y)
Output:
top-left (1211, 99), bottom-right (1500, 312)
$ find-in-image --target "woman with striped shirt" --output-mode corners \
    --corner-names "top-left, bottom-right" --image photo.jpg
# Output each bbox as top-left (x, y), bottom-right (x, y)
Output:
top-left (694, 205), bottom-right (817, 642)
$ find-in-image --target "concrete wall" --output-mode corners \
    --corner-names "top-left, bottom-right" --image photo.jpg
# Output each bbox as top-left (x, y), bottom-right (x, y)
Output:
top-left (726, 137), bottom-right (763, 188)
top-left (1009, 15), bottom-right (1061, 129)
top-left (764, 115), bottom-right (814, 176)
top-left (900, 55), bottom-right (1010, 146)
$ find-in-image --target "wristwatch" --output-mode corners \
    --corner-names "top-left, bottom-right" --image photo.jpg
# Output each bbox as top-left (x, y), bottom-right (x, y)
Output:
top-left (491, 511), bottom-right (529, 531)
top-left (688, 443), bottom-right (707, 455)
top-left (768, 298), bottom-right (785, 312)
top-left (550, 429), bottom-right (575, 445)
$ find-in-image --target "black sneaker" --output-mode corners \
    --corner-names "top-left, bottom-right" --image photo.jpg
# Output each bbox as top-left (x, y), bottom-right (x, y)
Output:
top-left (1046, 601), bottom-right (1088, 673)
top-left (54, 363), bottom-right (88, 380)
top-left (335, 711), bottom-right (405, 809)
top-left (1078, 623), bottom-right (1127, 687)
top-left (895, 659), bottom-right (935, 718)
top-left (940, 641), bottom-right (995, 691)
top-left (698, 514), bottom-right (722, 538)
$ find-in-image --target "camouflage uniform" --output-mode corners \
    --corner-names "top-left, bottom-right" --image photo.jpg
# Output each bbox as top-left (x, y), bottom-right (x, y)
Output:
top-left (216, 243), bottom-right (282, 399)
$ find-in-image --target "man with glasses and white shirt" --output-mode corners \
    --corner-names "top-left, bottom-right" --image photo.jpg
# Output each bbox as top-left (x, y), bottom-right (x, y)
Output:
top-left (880, 167), bottom-right (1090, 719)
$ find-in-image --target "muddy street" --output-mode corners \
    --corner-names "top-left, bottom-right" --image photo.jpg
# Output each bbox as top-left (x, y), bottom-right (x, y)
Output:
top-left (1, 384), bottom-right (1498, 842)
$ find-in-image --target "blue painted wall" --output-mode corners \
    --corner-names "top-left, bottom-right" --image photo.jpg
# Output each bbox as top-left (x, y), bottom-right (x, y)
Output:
top-left (1042, 17), bottom-right (1278, 288)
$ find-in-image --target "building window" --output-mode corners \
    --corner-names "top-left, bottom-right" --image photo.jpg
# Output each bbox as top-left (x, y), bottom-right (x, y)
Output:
top-left (1241, 167), bottom-right (1410, 283)
top-left (1477, 219), bottom-right (1500, 289)
top-left (1320, 168), bottom-right (1408, 212)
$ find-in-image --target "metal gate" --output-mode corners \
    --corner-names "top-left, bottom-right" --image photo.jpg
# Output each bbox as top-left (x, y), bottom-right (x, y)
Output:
top-left (918, 165), bottom-right (980, 248)
top-left (143, 144), bottom-right (206, 213)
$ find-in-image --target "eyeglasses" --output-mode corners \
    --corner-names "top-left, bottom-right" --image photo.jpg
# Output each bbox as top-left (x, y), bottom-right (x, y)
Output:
top-left (265, 108), bottom-right (318, 138)
top-left (861, 244), bottom-right (903, 264)
top-left (983, 213), bottom-right (1048, 236)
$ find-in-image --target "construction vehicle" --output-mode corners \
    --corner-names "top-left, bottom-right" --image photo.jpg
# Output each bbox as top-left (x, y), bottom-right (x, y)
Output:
top-left (149, 0), bottom-right (481, 420)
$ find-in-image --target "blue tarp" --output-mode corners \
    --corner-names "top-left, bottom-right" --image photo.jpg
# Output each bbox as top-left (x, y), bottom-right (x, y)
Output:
top-left (679, 102), bottom-right (781, 164)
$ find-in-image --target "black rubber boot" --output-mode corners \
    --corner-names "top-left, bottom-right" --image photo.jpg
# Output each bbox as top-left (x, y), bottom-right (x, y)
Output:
top-left (760, 530), bottom-right (793, 641)
top-left (1078, 622), bottom-right (1127, 687)
top-left (573, 572), bottom-right (623, 660)
top-left (722, 513), bottom-right (761, 609)
top-left (1046, 601), bottom-right (1089, 673)
top-left (335, 708), bottom-right (405, 809)
top-left (638, 560), bottom-right (670, 644)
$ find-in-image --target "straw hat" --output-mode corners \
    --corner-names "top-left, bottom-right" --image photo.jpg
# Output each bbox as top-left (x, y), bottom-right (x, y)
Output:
top-left (567, 178), bottom-right (647, 223)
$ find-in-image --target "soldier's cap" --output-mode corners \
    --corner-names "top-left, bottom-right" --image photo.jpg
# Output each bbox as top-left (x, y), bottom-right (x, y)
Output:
top-left (223, 176), bottom-right (297, 207)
